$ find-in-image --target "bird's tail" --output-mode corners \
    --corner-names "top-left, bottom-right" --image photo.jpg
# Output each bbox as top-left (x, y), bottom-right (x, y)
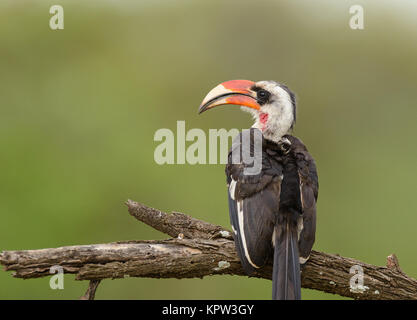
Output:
top-left (272, 218), bottom-right (301, 300)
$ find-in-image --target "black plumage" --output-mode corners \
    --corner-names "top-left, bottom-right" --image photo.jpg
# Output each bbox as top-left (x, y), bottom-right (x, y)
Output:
top-left (226, 129), bottom-right (318, 300)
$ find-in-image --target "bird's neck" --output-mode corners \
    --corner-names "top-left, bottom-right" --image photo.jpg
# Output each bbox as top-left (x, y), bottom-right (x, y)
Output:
top-left (241, 105), bottom-right (293, 143)
top-left (252, 120), bottom-right (289, 144)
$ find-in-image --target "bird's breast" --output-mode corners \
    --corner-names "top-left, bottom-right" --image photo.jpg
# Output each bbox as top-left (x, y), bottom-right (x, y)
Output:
top-left (274, 152), bottom-right (302, 215)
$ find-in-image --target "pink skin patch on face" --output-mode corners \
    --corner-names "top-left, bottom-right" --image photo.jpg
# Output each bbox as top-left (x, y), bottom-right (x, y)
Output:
top-left (259, 112), bottom-right (268, 131)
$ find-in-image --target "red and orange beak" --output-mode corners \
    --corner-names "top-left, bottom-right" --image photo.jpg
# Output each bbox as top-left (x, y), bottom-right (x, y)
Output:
top-left (198, 80), bottom-right (261, 114)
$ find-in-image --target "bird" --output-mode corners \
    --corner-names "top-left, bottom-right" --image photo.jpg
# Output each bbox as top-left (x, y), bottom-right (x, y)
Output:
top-left (198, 80), bottom-right (318, 300)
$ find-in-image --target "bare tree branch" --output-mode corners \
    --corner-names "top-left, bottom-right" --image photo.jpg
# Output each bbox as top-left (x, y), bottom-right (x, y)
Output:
top-left (126, 199), bottom-right (233, 240)
top-left (1, 200), bottom-right (416, 300)
top-left (80, 280), bottom-right (101, 300)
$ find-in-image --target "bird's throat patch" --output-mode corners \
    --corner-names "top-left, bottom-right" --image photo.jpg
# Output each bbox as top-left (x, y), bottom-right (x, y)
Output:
top-left (259, 112), bottom-right (268, 130)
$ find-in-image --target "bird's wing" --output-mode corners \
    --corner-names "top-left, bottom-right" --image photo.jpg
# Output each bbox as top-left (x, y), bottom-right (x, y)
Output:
top-left (287, 135), bottom-right (319, 263)
top-left (226, 129), bottom-right (283, 274)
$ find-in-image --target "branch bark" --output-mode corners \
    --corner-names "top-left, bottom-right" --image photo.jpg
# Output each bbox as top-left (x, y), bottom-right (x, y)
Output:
top-left (1, 200), bottom-right (416, 300)
top-left (80, 280), bottom-right (101, 300)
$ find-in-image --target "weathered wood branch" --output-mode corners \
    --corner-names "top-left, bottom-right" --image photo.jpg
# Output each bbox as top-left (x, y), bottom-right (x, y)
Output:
top-left (80, 280), bottom-right (101, 300)
top-left (1, 200), bottom-right (416, 300)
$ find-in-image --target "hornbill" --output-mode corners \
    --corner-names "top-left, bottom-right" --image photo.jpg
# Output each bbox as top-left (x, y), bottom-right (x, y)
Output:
top-left (198, 80), bottom-right (318, 300)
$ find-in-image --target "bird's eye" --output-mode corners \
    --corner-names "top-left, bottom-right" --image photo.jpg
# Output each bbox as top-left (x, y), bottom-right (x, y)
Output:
top-left (257, 89), bottom-right (270, 104)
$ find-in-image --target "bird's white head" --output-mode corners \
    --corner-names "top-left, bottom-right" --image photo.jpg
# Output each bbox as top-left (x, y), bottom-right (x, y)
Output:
top-left (198, 80), bottom-right (296, 143)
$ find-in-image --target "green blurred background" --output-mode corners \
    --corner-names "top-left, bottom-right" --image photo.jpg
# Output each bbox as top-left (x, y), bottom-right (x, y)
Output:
top-left (1, 0), bottom-right (417, 299)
